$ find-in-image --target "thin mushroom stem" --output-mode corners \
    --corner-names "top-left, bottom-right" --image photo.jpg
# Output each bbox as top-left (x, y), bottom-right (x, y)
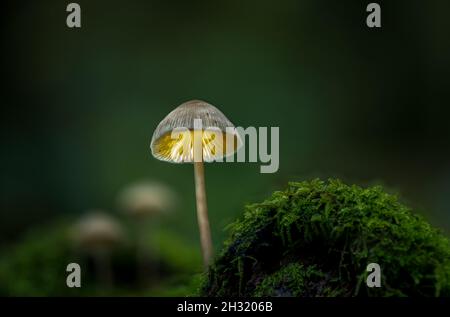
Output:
top-left (194, 160), bottom-right (213, 268)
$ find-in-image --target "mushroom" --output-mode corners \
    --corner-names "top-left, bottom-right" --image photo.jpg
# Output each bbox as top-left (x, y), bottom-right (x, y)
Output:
top-left (150, 100), bottom-right (240, 267)
top-left (71, 211), bottom-right (124, 288)
top-left (118, 181), bottom-right (175, 218)
top-left (117, 180), bottom-right (176, 284)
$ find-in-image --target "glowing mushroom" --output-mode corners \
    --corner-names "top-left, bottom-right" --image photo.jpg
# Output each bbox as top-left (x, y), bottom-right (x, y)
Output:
top-left (150, 100), bottom-right (240, 267)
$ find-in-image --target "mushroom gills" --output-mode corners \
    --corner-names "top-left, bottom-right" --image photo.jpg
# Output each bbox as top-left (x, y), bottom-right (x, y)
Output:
top-left (152, 129), bottom-right (239, 163)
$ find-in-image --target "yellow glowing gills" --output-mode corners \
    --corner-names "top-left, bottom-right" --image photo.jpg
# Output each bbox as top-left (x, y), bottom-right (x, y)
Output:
top-left (152, 129), bottom-right (239, 163)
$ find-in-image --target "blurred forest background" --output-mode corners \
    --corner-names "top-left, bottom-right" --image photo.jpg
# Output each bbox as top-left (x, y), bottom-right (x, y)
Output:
top-left (1, 0), bottom-right (450, 295)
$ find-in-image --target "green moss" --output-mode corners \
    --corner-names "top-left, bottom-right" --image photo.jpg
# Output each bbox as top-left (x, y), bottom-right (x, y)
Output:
top-left (201, 179), bottom-right (450, 297)
top-left (253, 263), bottom-right (317, 296)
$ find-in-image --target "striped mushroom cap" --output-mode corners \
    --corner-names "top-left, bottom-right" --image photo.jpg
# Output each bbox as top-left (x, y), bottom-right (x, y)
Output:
top-left (150, 100), bottom-right (240, 163)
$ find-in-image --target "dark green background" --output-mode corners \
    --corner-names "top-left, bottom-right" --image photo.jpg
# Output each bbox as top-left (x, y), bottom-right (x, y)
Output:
top-left (2, 0), bottom-right (450, 251)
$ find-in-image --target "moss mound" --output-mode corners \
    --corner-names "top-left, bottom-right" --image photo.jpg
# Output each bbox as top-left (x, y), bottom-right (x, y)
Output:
top-left (201, 179), bottom-right (450, 297)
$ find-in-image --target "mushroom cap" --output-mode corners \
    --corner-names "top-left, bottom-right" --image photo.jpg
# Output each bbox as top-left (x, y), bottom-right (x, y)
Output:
top-left (150, 100), bottom-right (240, 163)
top-left (117, 181), bottom-right (175, 217)
top-left (71, 211), bottom-right (123, 251)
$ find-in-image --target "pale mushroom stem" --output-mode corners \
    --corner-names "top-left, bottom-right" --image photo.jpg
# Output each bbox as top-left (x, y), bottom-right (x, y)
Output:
top-left (194, 161), bottom-right (213, 268)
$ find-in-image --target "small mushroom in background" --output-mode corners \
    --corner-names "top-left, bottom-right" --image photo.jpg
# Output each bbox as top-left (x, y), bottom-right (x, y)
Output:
top-left (117, 181), bottom-right (176, 285)
top-left (117, 181), bottom-right (176, 218)
top-left (71, 210), bottom-right (124, 289)
top-left (150, 100), bottom-right (240, 268)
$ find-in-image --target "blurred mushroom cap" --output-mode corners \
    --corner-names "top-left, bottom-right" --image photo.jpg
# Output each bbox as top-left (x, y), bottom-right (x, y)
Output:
top-left (72, 211), bottom-right (123, 251)
top-left (118, 181), bottom-right (176, 217)
top-left (150, 100), bottom-right (240, 163)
